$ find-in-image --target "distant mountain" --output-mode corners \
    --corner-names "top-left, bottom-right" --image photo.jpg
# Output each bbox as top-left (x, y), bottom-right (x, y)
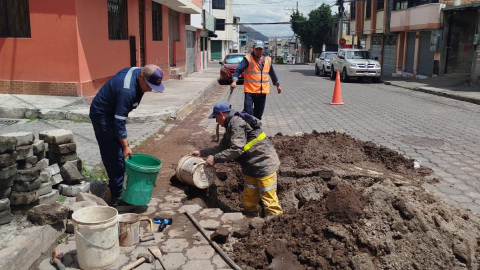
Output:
top-left (240, 25), bottom-right (269, 41)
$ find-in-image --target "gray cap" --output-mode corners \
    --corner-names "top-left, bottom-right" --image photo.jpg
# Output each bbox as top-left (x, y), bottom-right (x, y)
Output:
top-left (253, 40), bottom-right (264, 49)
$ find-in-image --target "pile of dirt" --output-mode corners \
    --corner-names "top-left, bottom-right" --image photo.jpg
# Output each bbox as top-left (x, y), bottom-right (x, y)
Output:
top-left (190, 131), bottom-right (480, 269)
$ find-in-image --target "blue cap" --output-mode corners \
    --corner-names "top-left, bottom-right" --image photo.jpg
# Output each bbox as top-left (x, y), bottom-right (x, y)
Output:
top-left (142, 65), bottom-right (165, 92)
top-left (208, 101), bottom-right (231, 119)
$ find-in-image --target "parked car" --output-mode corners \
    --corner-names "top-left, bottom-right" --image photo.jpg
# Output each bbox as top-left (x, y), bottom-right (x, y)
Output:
top-left (329, 49), bottom-right (381, 83)
top-left (315, 51), bottom-right (337, 76)
top-left (219, 53), bottom-right (247, 84)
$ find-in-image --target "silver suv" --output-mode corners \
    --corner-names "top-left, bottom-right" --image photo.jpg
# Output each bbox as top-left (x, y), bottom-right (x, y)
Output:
top-left (330, 49), bottom-right (381, 83)
top-left (315, 51), bottom-right (337, 77)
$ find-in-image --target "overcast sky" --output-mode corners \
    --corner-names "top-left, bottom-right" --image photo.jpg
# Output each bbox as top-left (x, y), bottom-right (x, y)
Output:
top-left (232, 0), bottom-right (338, 38)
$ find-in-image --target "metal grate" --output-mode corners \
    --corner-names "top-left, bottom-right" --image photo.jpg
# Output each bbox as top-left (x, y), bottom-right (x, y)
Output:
top-left (107, 0), bottom-right (128, 40)
top-left (0, 119), bottom-right (19, 125)
top-left (0, 0), bottom-right (31, 38)
top-left (152, 2), bottom-right (162, 41)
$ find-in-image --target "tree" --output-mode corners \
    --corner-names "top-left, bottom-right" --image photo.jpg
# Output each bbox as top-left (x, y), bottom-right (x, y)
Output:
top-left (290, 4), bottom-right (333, 55)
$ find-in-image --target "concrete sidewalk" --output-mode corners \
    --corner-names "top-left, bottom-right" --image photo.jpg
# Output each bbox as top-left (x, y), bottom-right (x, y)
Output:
top-left (0, 66), bottom-right (220, 123)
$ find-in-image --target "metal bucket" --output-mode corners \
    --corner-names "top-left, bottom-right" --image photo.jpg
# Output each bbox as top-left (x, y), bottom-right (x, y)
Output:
top-left (118, 213), bottom-right (140, 247)
top-left (176, 156), bottom-right (216, 189)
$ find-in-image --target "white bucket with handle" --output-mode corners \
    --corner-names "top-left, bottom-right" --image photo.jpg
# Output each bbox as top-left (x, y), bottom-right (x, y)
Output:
top-left (72, 206), bottom-right (119, 270)
top-left (176, 156), bottom-right (216, 189)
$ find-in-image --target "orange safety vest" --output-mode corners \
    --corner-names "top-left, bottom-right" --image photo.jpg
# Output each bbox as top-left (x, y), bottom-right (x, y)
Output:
top-left (244, 54), bottom-right (271, 94)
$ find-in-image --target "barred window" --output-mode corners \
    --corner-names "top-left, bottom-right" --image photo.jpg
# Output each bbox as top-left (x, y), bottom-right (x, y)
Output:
top-left (212, 0), bottom-right (225, 10)
top-left (0, 0), bottom-right (31, 38)
top-left (366, 0), bottom-right (372, 19)
top-left (351, 2), bottom-right (356, 20)
top-left (108, 0), bottom-right (128, 40)
top-left (215, 19), bottom-right (225, 31)
top-left (377, 0), bottom-right (384, 10)
top-left (152, 2), bottom-right (162, 41)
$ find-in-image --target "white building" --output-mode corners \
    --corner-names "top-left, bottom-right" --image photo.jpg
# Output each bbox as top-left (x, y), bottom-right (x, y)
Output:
top-left (210, 0), bottom-right (234, 60)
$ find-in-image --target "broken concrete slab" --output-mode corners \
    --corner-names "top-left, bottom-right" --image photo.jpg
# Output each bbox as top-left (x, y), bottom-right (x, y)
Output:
top-left (249, 217), bottom-right (265, 230)
top-left (32, 140), bottom-right (45, 154)
top-left (0, 187), bottom-right (11, 199)
top-left (0, 175), bottom-right (14, 188)
top-left (0, 198), bottom-right (10, 212)
top-left (27, 203), bottom-right (68, 225)
top-left (0, 132), bottom-right (34, 146)
top-left (0, 209), bottom-right (13, 225)
top-left (39, 170), bottom-right (52, 183)
top-left (15, 145), bottom-right (33, 160)
top-left (59, 181), bottom-right (90, 197)
top-left (0, 136), bottom-right (16, 154)
top-left (10, 190), bottom-right (39, 205)
top-left (210, 227), bottom-right (230, 244)
top-left (15, 167), bottom-right (40, 182)
top-left (39, 129), bottom-right (74, 145)
top-left (60, 161), bottom-right (84, 185)
top-left (49, 152), bottom-right (77, 164)
top-left (17, 155), bottom-right (37, 169)
top-left (13, 178), bottom-right (42, 192)
top-left (67, 201), bottom-right (97, 218)
top-left (0, 151), bottom-right (17, 168)
top-left (76, 192), bottom-right (108, 206)
top-left (38, 190), bottom-right (60, 205)
top-left (0, 163), bottom-right (17, 180)
top-left (45, 163), bottom-right (60, 176)
top-left (38, 182), bottom-right (53, 196)
top-left (35, 158), bottom-right (49, 171)
top-left (49, 174), bottom-right (63, 185)
top-left (49, 142), bottom-right (76, 155)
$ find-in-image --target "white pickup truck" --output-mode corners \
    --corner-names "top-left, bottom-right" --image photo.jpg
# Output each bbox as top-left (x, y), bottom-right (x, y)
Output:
top-left (329, 49), bottom-right (381, 83)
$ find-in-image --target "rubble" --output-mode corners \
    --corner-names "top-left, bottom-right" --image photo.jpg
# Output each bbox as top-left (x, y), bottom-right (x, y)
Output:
top-left (76, 192), bottom-right (108, 206)
top-left (0, 132), bottom-right (34, 146)
top-left (60, 161), bottom-right (84, 185)
top-left (39, 129), bottom-right (74, 145)
top-left (0, 136), bottom-right (16, 154)
top-left (59, 181), bottom-right (90, 197)
top-left (27, 203), bottom-right (68, 225)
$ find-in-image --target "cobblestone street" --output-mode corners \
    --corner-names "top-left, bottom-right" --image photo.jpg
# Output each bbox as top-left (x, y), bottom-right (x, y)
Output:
top-left (202, 64), bottom-right (480, 212)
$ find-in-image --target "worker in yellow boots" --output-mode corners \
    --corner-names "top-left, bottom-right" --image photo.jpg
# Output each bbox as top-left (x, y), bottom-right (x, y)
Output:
top-left (191, 101), bottom-right (282, 217)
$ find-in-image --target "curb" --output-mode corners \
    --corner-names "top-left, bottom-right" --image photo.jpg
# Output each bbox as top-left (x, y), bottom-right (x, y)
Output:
top-left (174, 80), bottom-right (218, 120)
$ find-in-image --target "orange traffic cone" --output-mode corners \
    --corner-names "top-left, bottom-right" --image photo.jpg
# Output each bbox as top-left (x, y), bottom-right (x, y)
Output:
top-left (330, 71), bottom-right (344, 105)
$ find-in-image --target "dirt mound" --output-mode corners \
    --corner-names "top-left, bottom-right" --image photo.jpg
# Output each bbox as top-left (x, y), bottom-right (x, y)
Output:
top-left (187, 132), bottom-right (480, 269)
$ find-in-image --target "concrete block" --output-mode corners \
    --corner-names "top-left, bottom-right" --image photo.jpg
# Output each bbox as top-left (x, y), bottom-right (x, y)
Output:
top-left (49, 142), bottom-right (76, 154)
top-left (16, 145), bottom-right (33, 160)
top-left (13, 178), bottom-right (42, 192)
top-left (0, 209), bottom-right (13, 225)
top-left (46, 163), bottom-right (60, 175)
top-left (35, 158), bottom-right (49, 171)
top-left (0, 163), bottom-right (17, 180)
top-left (38, 182), bottom-right (53, 196)
top-left (76, 192), bottom-right (108, 206)
top-left (15, 167), bottom-right (41, 182)
top-left (17, 155), bottom-right (37, 169)
top-left (0, 136), bottom-right (16, 154)
top-left (0, 152), bottom-right (17, 168)
top-left (27, 203), bottom-right (68, 225)
top-left (39, 170), bottom-right (52, 183)
top-left (38, 190), bottom-right (60, 205)
top-left (0, 187), bottom-right (11, 199)
top-left (49, 174), bottom-right (63, 185)
top-left (32, 140), bottom-right (45, 154)
top-left (0, 175), bottom-right (14, 189)
top-left (0, 132), bottom-right (34, 146)
top-left (67, 201), bottom-right (97, 218)
top-left (39, 129), bottom-right (74, 145)
top-left (0, 198), bottom-right (10, 212)
top-left (10, 202), bottom-right (38, 215)
top-left (10, 190), bottom-right (39, 205)
top-left (60, 161), bottom-right (84, 185)
top-left (49, 152), bottom-right (77, 164)
top-left (36, 150), bottom-right (46, 161)
top-left (66, 219), bottom-right (74, 233)
top-left (59, 181), bottom-right (90, 197)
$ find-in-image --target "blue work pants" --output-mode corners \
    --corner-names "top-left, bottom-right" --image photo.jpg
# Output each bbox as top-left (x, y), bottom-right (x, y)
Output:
top-left (243, 93), bottom-right (267, 120)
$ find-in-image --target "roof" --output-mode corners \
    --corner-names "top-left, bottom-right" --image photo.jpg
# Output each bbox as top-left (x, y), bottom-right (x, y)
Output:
top-left (443, 2), bottom-right (480, 10)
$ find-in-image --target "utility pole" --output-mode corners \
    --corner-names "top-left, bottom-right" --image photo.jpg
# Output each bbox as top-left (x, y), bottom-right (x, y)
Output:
top-left (338, 0), bottom-right (344, 50)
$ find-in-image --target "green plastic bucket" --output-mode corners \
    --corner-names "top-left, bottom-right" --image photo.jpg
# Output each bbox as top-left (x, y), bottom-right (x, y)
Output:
top-left (122, 154), bottom-right (162, 206)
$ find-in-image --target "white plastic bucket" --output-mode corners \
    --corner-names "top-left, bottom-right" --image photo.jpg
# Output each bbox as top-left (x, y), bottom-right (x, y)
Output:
top-left (176, 156), bottom-right (216, 189)
top-left (72, 206), bottom-right (119, 270)
top-left (118, 213), bottom-right (140, 247)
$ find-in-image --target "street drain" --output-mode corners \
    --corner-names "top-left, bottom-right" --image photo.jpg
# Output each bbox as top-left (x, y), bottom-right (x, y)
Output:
top-left (398, 135), bottom-right (444, 147)
top-left (0, 119), bottom-right (19, 126)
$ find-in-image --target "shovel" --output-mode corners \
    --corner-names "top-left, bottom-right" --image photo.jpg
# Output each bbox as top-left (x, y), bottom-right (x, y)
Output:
top-left (216, 89), bottom-right (234, 142)
top-left (148, 246), bottom-right (166, 270)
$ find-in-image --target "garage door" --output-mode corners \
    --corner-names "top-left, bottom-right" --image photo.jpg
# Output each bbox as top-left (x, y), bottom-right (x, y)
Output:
top-left (382, 35), bottom-right (397, 75)
top-left (405, 32), bottom-right (416, 74)
top-left (417, 31), bottom-right (434, 76)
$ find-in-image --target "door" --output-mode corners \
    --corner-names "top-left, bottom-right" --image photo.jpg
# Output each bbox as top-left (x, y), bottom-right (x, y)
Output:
top-left (382, 35), bottom-right (397, 75)
top-left (168, 9), bottom-right (179, 67)
top-left (417, 31), bottom-right (435, 76)
top-left (138, 0), bottom-right (145, 66)
top-left (186, 30), bottom-right (195, 74)
top-left (211, 40), bottom-right (222, 60)
top-left (371, 35), bottom-right (382, 62)
top-left (445, 10), bottom-right (477, 74)
top-left (405, 32), bottom-right (416, 74)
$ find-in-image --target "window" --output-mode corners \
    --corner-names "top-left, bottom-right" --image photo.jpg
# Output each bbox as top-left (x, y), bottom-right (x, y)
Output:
top-left (107, 0), bottom-right (128, 40)
top-left (0, 0), bottom-right (31, 38)
top-left (393, 0), bottom-right (434, 10)
top-left (215, 19), bottom-right (225, 31)
top-left (152, 2), bottom-right (162, 41)
top-left (346, 50), bottom-right (373, 60)
top-left (325, 53), bottom-right (337, 59)
top-left (212, 0), bottom-right (225, 10)
top-left (224, 55), bottom-right (244, 64)
top-left (366, 0), bottom-right (372, 19)
top-left (351, 2), bottom-right (356, 20)
top-left (377, 0), bottom-right (384, 10)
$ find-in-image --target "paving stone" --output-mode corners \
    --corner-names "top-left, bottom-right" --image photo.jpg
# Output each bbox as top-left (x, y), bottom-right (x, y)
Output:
top-left (161, 239), bottom-right (189, 252)
top-left (448, 194), bottom-right (474, 203)
top-left (32, 139), bottom-right (45, 154)
top-left (0, 198), bottom-right (10, 212)
top-left (67, 201), bottom-right (97, 218)
top-left (76, 192), bottom-right (108, 206)
top-left (39, 129), bottom-right (74, 145)
top-left (10, 190), bottom-right (39, 205)
top-left (161, 253), bottom-right (187, 270)
top-left (0, 152), bottom-right (17, 168)
top-left (59, 181), bottom-right (90, 197)
top-left (220, 212), bottom-right (245, 223)
top-left (178, 204), bottom-right (202, 214)
top-left (199, 208), bottom-right (223, 218)
top-left (249, 217), bottom-right (265, 229)
top-left (1, 132), bottom-right (34, 146)
top-left (15, 145), bottom-right (33, 160)
top-left (17, 155), bottom-right (37, 169)
top-left (0, 175), bottom-right (14, 188)
top-left (210, 227), bottom-right (230, 244)
top-left (35, 150), bottom-right (46, 161)
top-left (49, 142), bottom-right (77, 154)
top-left (164, 195), bottom-right (184, 203)
top-left (38, 190), bottom-right (60, 205)
top-left (212, 254), bottom-right (229, 268)
top-left (0, 187), bottom-right (11, 199)
top-left (27, 203), bottom-right (68, 225)
top-left (181, 260), bottom-right (216, 270)
top-left (0, 136), bottom-right (16, 154)
top-left (185, 245), bottom-right (215, 260)
top-left (0, 163), bottom-right (17, 180)
top-left (45, 163), bottom-right (61, 175)
top-left (49, 174), bottom-right (63, 185)
top-left (0, 209), bottom-right (13, 225)
top-left (199, 219), bottom-right (220, 228)
top-left (15, 167), bottom-right (41, 182)
top-left (13, 178), bottom-right (42, 192)
top-left (38, 182), bottom-right (53, 196)
top-left (35, 158), bottom-right (49, 171)
top-left (49, 152), bottom-right (78, 163)
top-left (60, 161), bottom-right (84, 185)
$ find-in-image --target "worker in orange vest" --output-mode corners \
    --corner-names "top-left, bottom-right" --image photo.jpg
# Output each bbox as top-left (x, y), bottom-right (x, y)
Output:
top-left (230, 40), bottom-right (282, 120)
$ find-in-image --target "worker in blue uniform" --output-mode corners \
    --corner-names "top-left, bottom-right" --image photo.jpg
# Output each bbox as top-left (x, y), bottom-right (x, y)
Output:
top-left (89, 65), bottom-right (165, 204)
